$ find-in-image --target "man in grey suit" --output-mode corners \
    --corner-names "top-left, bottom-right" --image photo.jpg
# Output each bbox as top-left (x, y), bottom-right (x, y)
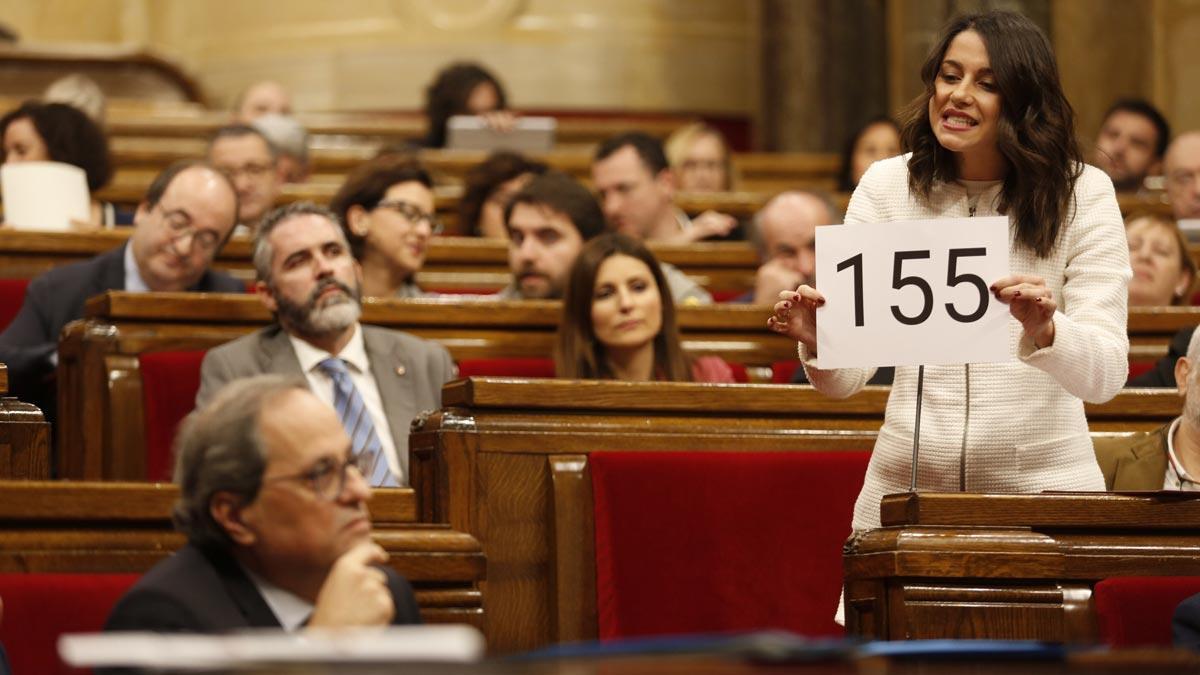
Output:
top-left (196, 202), bottom-right (454, 487)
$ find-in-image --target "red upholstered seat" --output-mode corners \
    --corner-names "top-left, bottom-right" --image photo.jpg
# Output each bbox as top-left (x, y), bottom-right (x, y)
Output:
top-left (0, 278), bottom-right (30, 333)
top-left (1128, 360), bottom-right (1155, 380)
top-left (455, 358), bottom-right (556, 378)
top-left (771, 360), bottom-right (800, 384)
top-left (1094, 576), bottom-right (1200, 647)
top-left (0, 572), bottom-right (139, 675)
top-left (140, 350), bottom-right (207, 482)
top-left (591, 450), bottom-right (871, 639)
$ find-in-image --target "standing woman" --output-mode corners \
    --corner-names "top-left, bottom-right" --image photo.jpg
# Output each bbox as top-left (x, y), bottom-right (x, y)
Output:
top-left (557, 233), bottom-right (735, 383)
top-left (769, 11), bottom-right (1129, 536)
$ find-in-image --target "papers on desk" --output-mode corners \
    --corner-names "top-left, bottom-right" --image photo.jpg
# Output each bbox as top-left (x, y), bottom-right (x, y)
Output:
top-left (0, 161), bottom-right (90, 230)
top-left (58, 624), bottom-right (485, 670)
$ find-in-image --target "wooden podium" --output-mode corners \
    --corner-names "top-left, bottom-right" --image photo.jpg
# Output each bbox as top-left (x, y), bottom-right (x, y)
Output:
top-left (844, 492), bottom-right (1200, 643)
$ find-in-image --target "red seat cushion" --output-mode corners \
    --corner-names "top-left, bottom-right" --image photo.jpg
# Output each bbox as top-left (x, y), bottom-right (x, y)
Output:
top-left (0, 278), bottom-right (30, 333)
top-left (1128, 360), bottom-right (1155, 380)
top-left (1094, 576), bottom-right (1200, 647)
top-left (0, 573), bottom-right (139, 675)
top-left (772, 360), bottom-right (801, 384)
top-left (140, 350), bottom-right (207, 482)
top-left (591, 450), bottom-right (870, 639)
top-left (456, 358), bottom-right (556, 378)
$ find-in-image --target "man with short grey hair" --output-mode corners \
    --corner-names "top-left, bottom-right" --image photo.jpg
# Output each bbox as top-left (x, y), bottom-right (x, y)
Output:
top-left (1095, 327), bottom-right (1200, 489)
top-left (743, 190), bottom-right (839, 305)
top-left (208, 124), bottom-right (284, 233)
top-left (196, 202), bottom-right (454, 487)
top-left (105, 375), bottom-right (421, 632)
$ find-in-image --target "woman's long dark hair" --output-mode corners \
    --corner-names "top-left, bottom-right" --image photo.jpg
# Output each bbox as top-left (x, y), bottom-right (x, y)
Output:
top-left (0, 100), bottom-right (112, 191)
top-left (423, 62), bottom-right (507, 149)
top-left (555, 233), bottom-right (692, 382)
top-left (900, 10), bottom-right (1082, 258)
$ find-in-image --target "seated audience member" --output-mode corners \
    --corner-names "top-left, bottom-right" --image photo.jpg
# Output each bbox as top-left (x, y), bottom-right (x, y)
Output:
top-left (0, 100), bottom-right (115, 226)
top-left (421, 62), bottom-right (511, 149)
top-left (1095, 327), bottom-right (1200, 490)
top-left (1166, 131), bottom-right (1200, 220)
top-left (837, 116), bottom-right (901, 192)
top-left (42, 73), bottom-right (106, 124)
top-left (0, 160), bottom-right (242, 421)
top-left (106, 375), bottom-right (421, 633)
top-left (593, 131), bottom-right (740, 249)
top-left (1091, 98), bottom-right (1170, 192)
top-left (459, 151), bottom-right (547, 238)
top-left (329, 156), bottom-right (439, 299)
top-left (1126, 212), bottom-right (1196, 307)
top-left (233, 80), bottom-right (293, 122)
top-left (496, 170), bottom-right (605, 300)
top-left (1129, 326), bottom-right (1194, 388)
top-left (1177, 593), bottom-right (1200, 649)
top-left (252, 113), bottom-right (311, 183)
top-left (556, 233), bottom-right (735, 383)
top-left (207, 124), bottom-right (283, 234)
top-left (496, 171), bottom-right (707, 305)
top-left (743, 190), bottom-right (839, 305)
top-left (196, 203), bottom-right (454, 487)
top-left (664, 122), bottom-right (734, 193)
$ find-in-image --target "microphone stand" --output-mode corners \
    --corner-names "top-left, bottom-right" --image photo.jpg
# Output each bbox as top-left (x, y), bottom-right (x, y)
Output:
top-left (909, 364), bottom-right (925, 492)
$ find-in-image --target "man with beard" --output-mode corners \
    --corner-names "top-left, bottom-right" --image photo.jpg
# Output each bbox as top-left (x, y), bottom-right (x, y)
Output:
top-left (1094, 327), bottom-right (1200, 490)
top-left (195, 203), bottom-right (453, 487)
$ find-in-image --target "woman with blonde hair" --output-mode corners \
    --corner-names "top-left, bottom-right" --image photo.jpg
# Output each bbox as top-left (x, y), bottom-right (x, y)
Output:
top-left (664, 122), bottom-right (734, 193)
top-left (1125, 211), bottom-right (1196, 306)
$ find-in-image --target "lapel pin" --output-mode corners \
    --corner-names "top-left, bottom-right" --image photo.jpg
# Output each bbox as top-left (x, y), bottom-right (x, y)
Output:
top-left (395, 365), bottom-right (407, 376)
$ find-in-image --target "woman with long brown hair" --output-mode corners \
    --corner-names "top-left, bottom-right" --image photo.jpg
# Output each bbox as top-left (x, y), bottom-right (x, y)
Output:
top-left (769, 11), bottom-right (1129, 538)
top-left (557, 233), bottom-right (734, 383)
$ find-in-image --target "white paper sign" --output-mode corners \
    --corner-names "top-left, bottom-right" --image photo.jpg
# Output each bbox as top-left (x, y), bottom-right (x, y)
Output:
top-left (0, 161), bottom-right (89, 230)
top-left (814, 216), bottom-right (1011, 369)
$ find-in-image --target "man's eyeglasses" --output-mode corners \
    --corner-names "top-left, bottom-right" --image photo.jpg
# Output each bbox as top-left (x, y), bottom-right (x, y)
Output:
top-left (264, 453), bottom-right (371, 501)
top-left (374, 199), bottom-right (444, 235)
top-left (158, 205), bottom-right (222, 252)
top-left (218, 162), bottom-right (276, 181)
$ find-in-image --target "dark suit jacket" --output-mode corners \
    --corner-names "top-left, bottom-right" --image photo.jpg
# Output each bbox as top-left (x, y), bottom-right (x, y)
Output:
top-left (104, 543), bottom-right (420, 632)
top-left (1175, 592), bottom-right (1200, 650)
top-left (0, 244), bottom-right (242, 422)
top-left (195, 323), bottom-right (455, 480)
top-left (1092, 423), bottom-right (1171, 490)
top-left (1129, 326), bottom-right (1193, 388)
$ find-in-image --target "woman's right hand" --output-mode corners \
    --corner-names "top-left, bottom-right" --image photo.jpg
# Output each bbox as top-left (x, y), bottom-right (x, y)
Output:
top-left (767, 285), bottom-right (825, 352)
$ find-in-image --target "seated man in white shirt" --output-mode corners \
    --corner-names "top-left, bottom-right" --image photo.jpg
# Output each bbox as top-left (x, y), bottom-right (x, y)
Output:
top-left (195, 202), bottom-right (455, 487)
top-left (106, 375), bottom-right (421, 632)
top-left (1094, 326), bottom-right (1200, 490)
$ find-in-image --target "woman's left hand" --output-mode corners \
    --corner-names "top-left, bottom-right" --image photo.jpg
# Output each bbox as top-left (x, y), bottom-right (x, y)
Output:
top-left (991, 274), bottom-right (1056, 349)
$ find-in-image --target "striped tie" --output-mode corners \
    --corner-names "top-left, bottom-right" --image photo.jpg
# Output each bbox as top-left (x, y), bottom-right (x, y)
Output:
top-left (316, 357), bottom-right (399, 487)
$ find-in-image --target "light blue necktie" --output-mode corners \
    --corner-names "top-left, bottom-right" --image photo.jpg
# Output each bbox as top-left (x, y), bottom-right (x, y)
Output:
top-left (316, 357), bottom-right (399, 487)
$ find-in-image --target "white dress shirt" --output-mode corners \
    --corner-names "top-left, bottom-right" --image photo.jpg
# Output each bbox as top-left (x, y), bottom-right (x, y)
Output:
top-left (288, 324), bottom-right (405, 484)
top-left (243, 566), bottom-right (313, 631)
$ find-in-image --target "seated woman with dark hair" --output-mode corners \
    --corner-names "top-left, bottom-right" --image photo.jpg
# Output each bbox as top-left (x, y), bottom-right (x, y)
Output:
top-left (329, 155), bottom-right (441, 298)
top-left (556, 233), bottom-right (735, 383)
top-left (835, 115), bottom-right (901, 192)
top-left (421, 61), bottom-right (511, 149)
top-left (0, 100), bottom-right (117, 226)
top-left (459, 151), bottom-right (547, 238)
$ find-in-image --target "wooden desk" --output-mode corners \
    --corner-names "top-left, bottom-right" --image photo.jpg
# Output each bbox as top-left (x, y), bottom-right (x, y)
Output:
top-left (0, 363), bottom-right (50, 479)
top-left (844, 491), bottom-right (1200, 643)
top-left (406, 378), bottom-right (1183, 654)
top-left (0, 229), bottom-right (759, 295)
top-left (54, 293), bottom-right (795, 481)
top-left (0, 480), bottom-right (484, 626)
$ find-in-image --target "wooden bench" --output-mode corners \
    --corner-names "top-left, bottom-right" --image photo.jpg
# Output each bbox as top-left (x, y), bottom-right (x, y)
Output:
top-left (0, 363), bottom-right (50, 479)
top-left (0, 229), bottom-right (761, 295)
top-left (406, 378), bottom-right (1183, 653)
top-left (54, 292), bottom-right (796, 480)
top-left (0, 480), bottom-right (484, 627)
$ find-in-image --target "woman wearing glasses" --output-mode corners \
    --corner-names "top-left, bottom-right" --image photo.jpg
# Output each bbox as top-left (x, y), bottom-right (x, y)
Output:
top-left (330, 156), bottom-right (443, 299)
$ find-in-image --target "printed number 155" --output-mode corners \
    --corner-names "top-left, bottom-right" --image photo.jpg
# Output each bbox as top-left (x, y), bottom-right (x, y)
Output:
top-left (835, 248), bottom-right (989, 327)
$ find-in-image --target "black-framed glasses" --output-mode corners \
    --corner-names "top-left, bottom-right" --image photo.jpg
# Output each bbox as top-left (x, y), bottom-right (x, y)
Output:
top-left (264, 453), bottom-right (370, 501)
top-left (158, 204), bottom-right (222, 252)
top-left (374, 199), bottom-right (444, 235)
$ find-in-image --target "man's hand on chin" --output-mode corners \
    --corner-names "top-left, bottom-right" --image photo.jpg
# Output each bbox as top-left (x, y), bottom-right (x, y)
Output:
top-left (307, 541), bottom-right (395, 628)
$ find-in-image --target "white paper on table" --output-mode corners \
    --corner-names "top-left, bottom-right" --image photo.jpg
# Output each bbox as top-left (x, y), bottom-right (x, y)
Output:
top-left (814, 216), bottom-right (1011, 370)
top-left (58, 624), bottom-right (486, 669)
top-left (0, 161), bottom-right (90, 231)
top-left (1178, 218), bottom-right (1200, 243)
